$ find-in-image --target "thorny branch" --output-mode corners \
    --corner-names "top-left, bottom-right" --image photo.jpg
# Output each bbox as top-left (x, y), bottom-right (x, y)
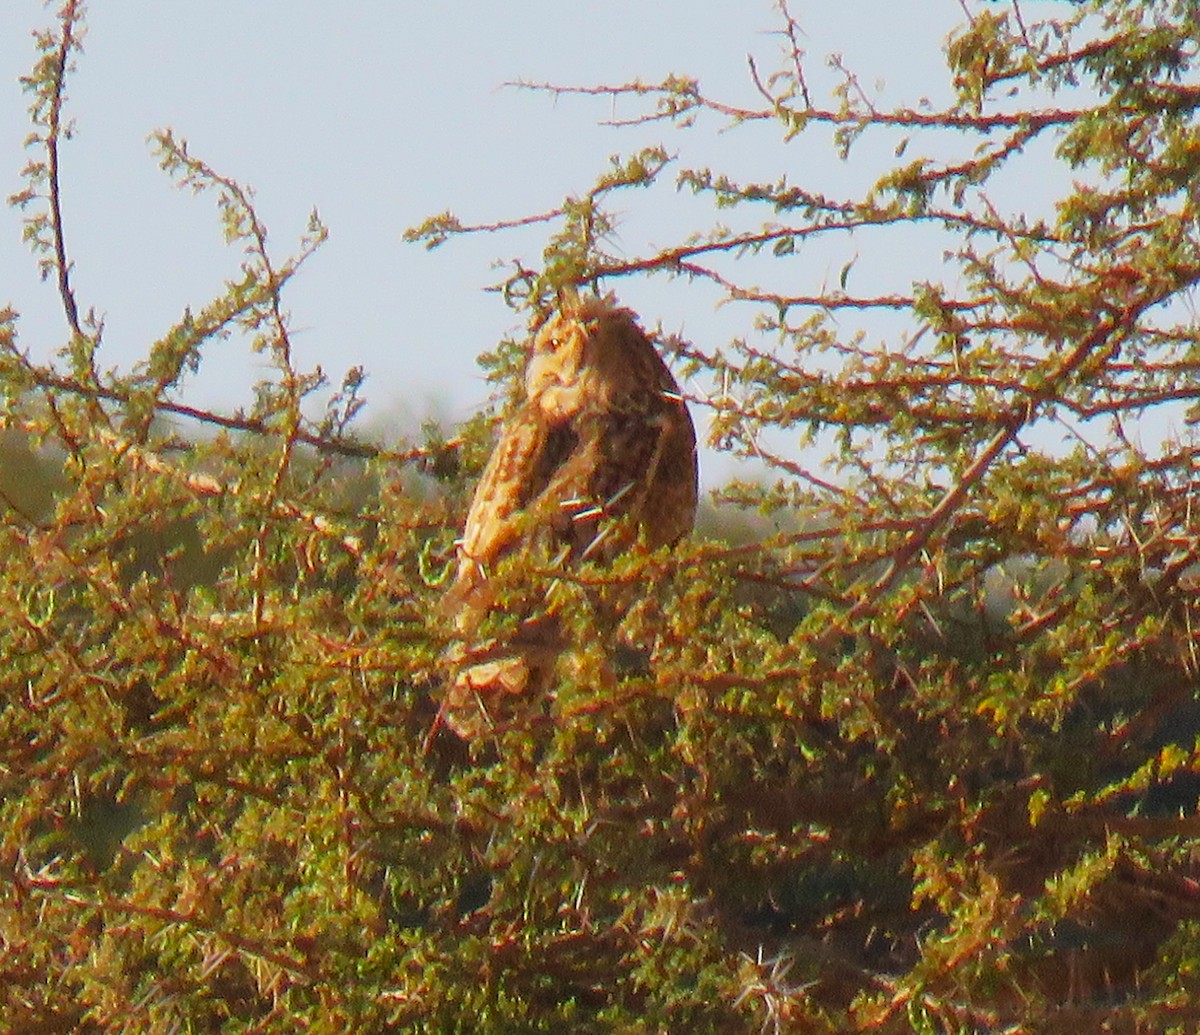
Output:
top-left (512, 74), bottom-right (1086, 135)
top-left (43, 2), bottom-right (83, 342)
top-left (1, 361), bottom-right (426, 463)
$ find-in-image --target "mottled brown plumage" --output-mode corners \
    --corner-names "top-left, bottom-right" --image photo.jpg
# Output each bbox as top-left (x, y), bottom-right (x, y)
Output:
top-left (438, 293), bottom-right (698, 739)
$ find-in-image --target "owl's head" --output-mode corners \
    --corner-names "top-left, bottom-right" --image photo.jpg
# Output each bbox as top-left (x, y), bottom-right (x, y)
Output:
top-left (524, 293), bottom-right (657, 421)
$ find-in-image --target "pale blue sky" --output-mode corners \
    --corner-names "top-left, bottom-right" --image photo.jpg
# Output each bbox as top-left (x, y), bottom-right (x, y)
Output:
top-left (3, 2), bottom-right (965, 465)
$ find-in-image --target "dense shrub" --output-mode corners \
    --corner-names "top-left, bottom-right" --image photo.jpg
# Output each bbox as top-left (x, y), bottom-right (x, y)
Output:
top-left (4, 2), bottom-right (1200, 1031)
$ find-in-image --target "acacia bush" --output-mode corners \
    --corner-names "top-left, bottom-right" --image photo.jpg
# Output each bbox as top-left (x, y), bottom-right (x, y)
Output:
top-left (4, 2), bottom-right (1200, 1032)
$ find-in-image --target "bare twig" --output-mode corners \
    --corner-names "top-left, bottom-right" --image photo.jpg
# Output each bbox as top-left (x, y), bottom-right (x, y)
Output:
top-left (44, 1), bottom-right (83, 341)
top-left (777, 0), bottom-right (812, 109)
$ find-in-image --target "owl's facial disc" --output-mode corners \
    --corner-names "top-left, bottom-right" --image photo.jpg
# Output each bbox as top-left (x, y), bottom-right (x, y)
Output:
top-left (526, 316), bottom-right (587, 415)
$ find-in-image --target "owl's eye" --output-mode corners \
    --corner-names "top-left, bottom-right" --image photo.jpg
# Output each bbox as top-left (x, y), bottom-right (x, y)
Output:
top-left (545, 337), bottom-right (562, 351)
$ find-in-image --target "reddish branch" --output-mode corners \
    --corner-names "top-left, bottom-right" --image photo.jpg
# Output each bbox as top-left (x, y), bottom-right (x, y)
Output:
top-left (514, 75), bottom-right (1084, 135)
top-left (852, 295), bottom-right (1151, 615)
top-left (44, 1), bottom-right (83, 341)
top-left (15, 364), bottom-right (426, 462)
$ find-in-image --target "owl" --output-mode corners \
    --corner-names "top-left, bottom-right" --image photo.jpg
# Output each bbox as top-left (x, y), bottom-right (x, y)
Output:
top-left (438, 292), bottom-right (698, 740)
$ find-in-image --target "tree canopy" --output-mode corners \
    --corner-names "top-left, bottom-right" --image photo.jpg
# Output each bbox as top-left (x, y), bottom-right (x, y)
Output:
top-left (3, 1), bottom-right (1200, 1031)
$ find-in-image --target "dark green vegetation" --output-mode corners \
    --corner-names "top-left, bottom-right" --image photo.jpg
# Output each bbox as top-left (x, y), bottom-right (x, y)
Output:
top-left (4, 2), bottom-right (1200, 1031)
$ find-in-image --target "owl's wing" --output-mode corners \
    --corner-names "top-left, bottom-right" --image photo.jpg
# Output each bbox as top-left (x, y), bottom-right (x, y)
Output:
top-left (444, 404), bottom-right (576, 615)
top-left (444, 387), bottom-right (697, 623)
top-left (522, 397), bottom-right (698, 564)
top-left (638, 391), bottom-right (699, 548)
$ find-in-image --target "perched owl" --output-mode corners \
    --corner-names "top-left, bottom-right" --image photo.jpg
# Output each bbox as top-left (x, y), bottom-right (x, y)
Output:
top-left (438, 292), bottom-right (698, 739)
